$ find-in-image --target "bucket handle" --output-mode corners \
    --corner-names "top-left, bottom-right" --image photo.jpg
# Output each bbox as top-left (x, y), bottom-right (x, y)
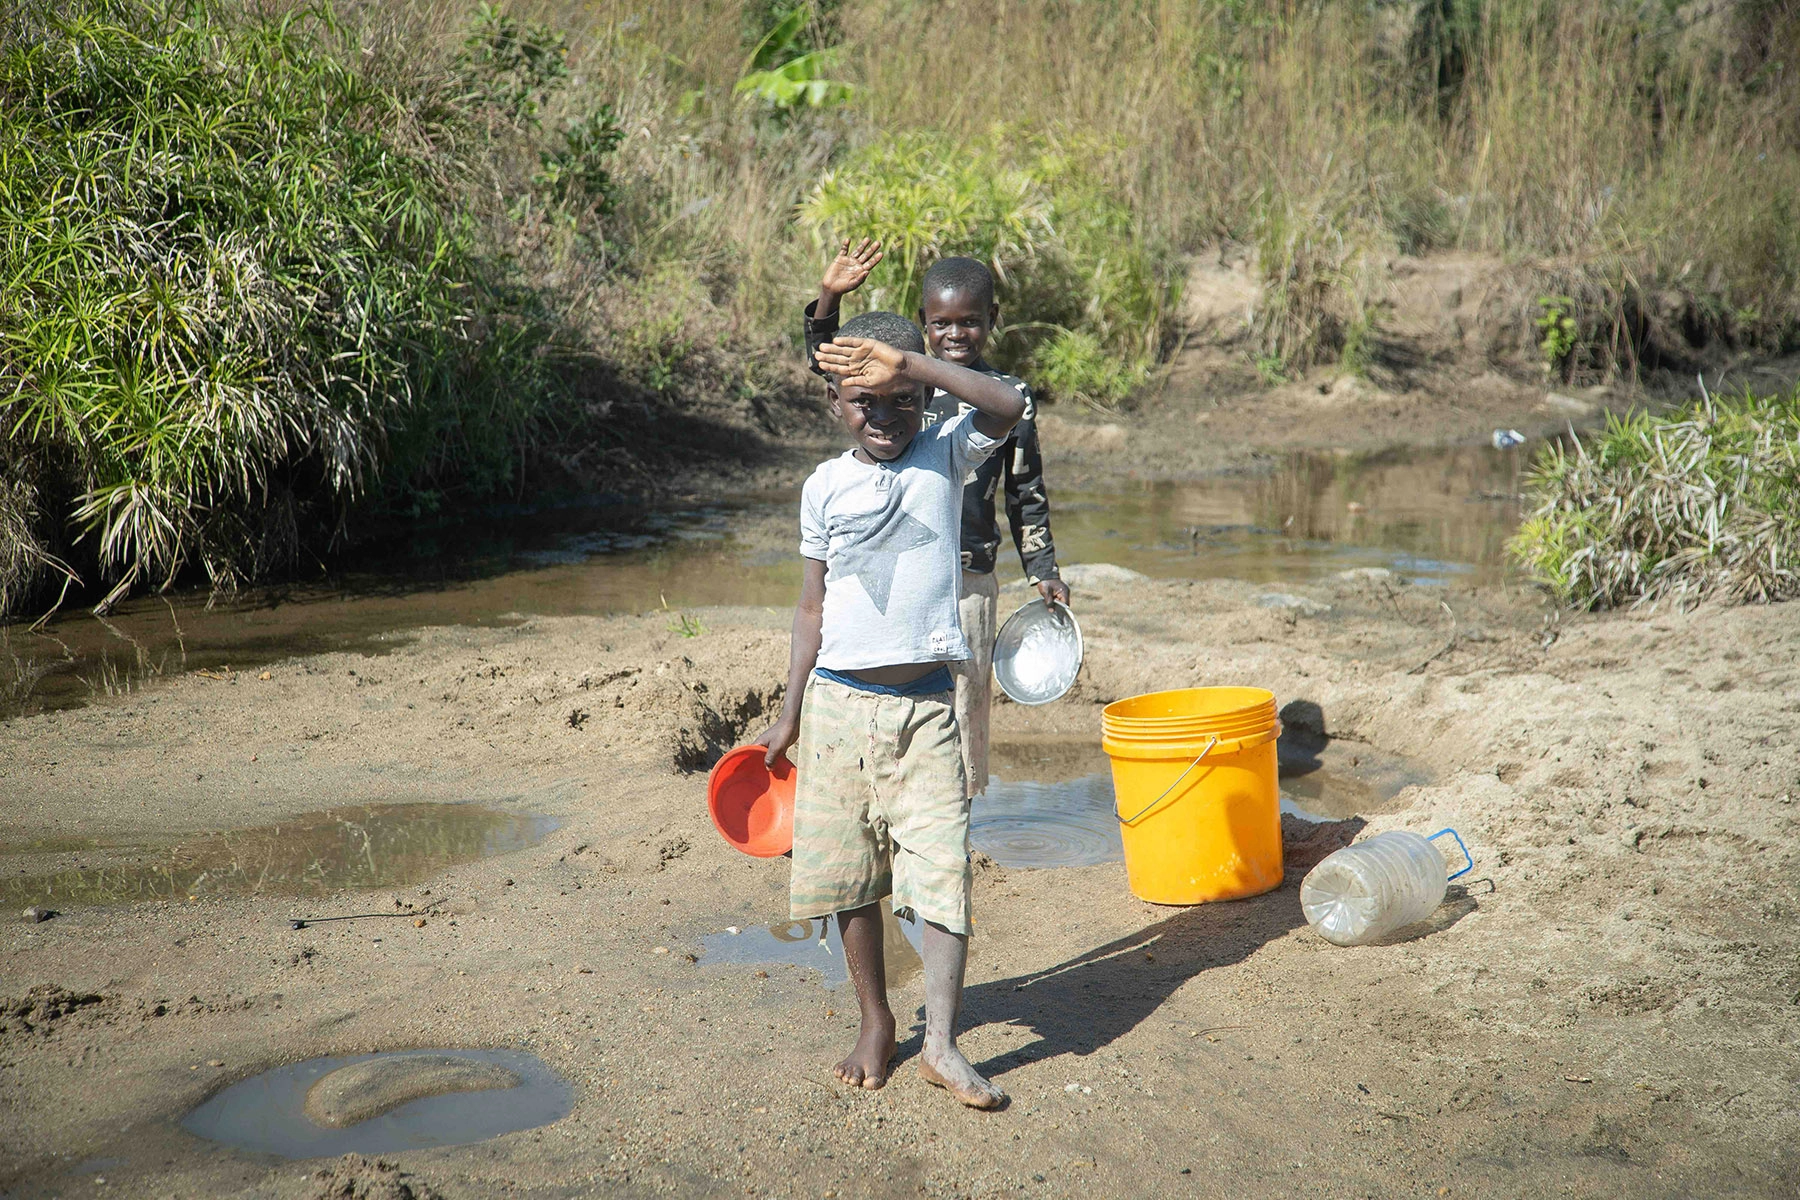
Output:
top-left (1428, 828), bottom-right (1474, 880)
top-left (1116, 736), bottom-right (1218, 826)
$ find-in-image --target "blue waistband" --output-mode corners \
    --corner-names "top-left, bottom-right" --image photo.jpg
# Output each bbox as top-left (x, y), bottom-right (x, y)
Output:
top-left (815, 666), bottom-right (955, 697)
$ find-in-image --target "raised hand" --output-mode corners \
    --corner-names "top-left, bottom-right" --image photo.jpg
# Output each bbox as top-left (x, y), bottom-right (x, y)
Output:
top-left (821, 237), bottom-right (883, 298)
top-left (813, 336), bottom-right (907, 389)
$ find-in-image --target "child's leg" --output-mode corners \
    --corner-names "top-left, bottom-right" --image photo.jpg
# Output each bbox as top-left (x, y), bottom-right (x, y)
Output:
top-left (952, 570), bottom-right (1000, 798)
top-left (871, 684), bottom-right (1001, 1107)
top-left (789, 677), bottom-right (900, 1087)
top-left (834, 903), bottom-right (896, 1089)
top-left (918, 920), bottom-right (1005, 1109)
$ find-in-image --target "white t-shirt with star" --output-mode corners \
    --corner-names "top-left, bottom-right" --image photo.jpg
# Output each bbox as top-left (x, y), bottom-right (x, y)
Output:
top-left (800, 410), bottom-right (1002, 671)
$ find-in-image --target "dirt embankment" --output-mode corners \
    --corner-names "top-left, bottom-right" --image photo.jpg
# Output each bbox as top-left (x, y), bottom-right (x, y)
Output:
top-left (3, 557), bottom-right (1798, 1198)
top-left (1034, 250), bottom-right (1800, 484)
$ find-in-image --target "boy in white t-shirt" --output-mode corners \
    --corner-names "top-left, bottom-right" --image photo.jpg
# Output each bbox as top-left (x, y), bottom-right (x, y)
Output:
top-left (755, 311), bottom-right (1026, 1109)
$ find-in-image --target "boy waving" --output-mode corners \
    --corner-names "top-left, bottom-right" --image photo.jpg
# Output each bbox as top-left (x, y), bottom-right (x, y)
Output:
top-left (805, 242), bottom-right (1067, 799)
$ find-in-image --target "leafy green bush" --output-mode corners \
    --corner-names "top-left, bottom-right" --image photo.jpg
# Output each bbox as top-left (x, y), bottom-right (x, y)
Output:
top-left (1535, 296), bottom-right (1578, 380)
top-left (0, 0), bottom-right (560, 610)
top-left (1509, 388), bottom-right (1800, 609)
top-left (735, 5), bottom-right (853, 113)
top-left (796, 127), bottom-right (1174, 406)
top-left (457, 1), bottom-right (570, 125)
top-left (1030, 331), bottom-right (1134, 412)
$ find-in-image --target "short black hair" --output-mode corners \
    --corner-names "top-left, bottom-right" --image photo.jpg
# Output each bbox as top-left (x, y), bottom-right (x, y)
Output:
top-left (921, 256), bottom-right (995, 310)
top-left (837, 310), bottom-right (926, 357)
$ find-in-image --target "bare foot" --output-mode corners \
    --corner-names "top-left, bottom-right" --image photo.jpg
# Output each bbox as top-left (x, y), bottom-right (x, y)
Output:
top-left (919, 1045), bottom-right (1006, 1109)
top-left (834, 1011), bottom-right (896, 1090)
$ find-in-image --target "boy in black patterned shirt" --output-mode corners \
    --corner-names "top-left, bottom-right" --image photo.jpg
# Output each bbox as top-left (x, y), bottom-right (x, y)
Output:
top-left (804, 242), bottom-right (1069, 799)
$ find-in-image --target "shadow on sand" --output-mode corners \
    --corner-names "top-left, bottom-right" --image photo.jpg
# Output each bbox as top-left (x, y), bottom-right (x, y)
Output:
top-left (896, 815), bottom-right (1369, 1078)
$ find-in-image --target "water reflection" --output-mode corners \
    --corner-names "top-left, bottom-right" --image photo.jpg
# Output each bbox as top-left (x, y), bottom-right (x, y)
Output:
top-left (699, 908), bottom-right (926, 988)
top-left (1, 446), bottom-right (1524, 719)
top-left (1050, 445), bottom-right (1524, 585)
top-left (0, 804), bottom-right (556, 909)
top-left (0, 500), bottom-right (801, 720)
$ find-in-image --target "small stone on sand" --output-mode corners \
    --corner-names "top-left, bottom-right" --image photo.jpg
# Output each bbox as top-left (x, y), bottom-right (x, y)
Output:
top-left (303, 1054), bottom-right (521, 1128)
top-left (1255, 592), bottom-right (1331, 615)
top-left (23, 906), bottom-right (56, 923)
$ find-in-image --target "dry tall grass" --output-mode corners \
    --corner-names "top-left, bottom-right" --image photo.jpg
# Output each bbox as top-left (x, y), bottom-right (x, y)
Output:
top-left (507, 0), bottom-right (1799, 372)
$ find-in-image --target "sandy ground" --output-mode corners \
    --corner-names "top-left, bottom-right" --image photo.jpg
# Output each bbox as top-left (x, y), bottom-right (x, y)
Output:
top-left (4, 546), bottom-right (1798, 1198)
top-left (5, 262), bottom-right (1800, 1198)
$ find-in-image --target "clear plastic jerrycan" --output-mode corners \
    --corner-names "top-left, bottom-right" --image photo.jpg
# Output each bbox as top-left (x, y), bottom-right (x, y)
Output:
top-left (1299, 829), bottom-right (1473, 946)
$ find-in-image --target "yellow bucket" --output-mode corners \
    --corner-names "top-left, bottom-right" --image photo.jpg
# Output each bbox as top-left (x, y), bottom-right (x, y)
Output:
top-left (1101, 687), bottom-right (1284, 905)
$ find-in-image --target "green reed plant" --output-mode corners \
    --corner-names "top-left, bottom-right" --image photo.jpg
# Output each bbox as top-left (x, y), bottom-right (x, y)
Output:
top-left (1510, 387), bottom-right (1800, 609)
top-left (1250, 190), bottom-right (1377, 377)
top-left (0, 0), bottom-right (558, 611)
top-left (797, 127), bottom-right (1173, 404)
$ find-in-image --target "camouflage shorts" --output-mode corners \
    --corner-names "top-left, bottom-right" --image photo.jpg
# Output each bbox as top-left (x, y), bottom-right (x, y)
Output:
top-left (788, 674), bottom-right (972, 935)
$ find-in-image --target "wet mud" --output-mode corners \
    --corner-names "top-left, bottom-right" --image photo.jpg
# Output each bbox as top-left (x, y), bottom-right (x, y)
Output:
top-left (1, 804), bottom-right (555, 910)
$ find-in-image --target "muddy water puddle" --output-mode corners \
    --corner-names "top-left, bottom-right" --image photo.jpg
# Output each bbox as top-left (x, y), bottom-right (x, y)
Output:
top-left (181, 1049), bottom-right (571, 1158)
top-left (0, 498), bottom-right (802, 720)
top-left (971, 734), bottom-right (1426, 870)
top-left (1053, 445), bottom-right (1524, 586)
top-left (1, 803), bottom-right (555, 909)
top-left (699, 907), bottom-right (926, 988)
top-left (2, 446), bottom-right (1522, 719)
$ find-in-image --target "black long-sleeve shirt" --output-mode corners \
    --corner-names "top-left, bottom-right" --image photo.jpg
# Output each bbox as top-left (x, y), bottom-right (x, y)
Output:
top-left (805, 300), bottom-right (1060, 581)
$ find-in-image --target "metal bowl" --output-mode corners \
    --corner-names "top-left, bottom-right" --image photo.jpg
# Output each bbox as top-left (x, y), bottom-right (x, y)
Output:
top-left (992, 599), bottom-right (1083, 706)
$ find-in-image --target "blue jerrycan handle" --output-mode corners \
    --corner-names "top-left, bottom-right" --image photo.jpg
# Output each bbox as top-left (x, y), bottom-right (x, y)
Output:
top-left (1427, 828), bottom-right (1474, 880)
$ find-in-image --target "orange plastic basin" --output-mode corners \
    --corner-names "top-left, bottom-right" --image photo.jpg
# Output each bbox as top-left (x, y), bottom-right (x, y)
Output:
top-left (707, 746), bottom-right (796, 857)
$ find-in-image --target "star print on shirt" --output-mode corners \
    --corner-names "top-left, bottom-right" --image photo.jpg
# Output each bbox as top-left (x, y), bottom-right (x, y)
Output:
top-left (829, 505), bottom-right (938, 614)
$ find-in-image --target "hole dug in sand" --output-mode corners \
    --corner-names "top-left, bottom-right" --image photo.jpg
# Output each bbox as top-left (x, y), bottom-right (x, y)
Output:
top-left (182, 1049), bottom-right (572, 1158)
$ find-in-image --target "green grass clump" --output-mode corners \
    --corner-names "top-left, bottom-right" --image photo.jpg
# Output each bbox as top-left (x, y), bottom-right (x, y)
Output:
top-left (1030, 330), bottom-right (1135, 412)
top-left (0, 0), bottom-right (558, 609)
top-left (1510, 389), bottom-right (1800, 609)
top-left (796, 127), bottom-right (1174, 405)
